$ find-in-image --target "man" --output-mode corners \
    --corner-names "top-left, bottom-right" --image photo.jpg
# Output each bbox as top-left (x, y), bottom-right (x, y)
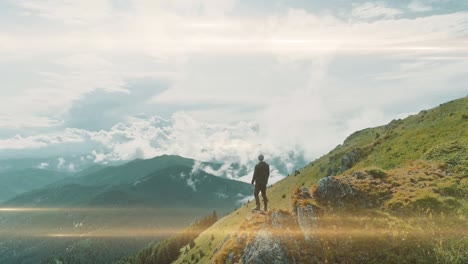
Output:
top-left (251, 154), bottom-right (270, 211)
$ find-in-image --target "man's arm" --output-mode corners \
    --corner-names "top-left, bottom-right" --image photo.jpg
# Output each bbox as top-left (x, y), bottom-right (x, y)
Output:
top-left (266, 164), bottom-right (270, 183)
top-left (251, 165), bottom-right (258, 185)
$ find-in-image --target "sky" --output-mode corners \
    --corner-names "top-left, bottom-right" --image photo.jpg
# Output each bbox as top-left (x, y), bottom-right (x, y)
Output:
top-left (0, 0), bottom-right (467, 182)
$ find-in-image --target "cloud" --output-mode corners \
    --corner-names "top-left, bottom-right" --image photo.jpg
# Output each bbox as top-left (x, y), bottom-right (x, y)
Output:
top-left (351, 2), bottom-right (402, 19)
top-left (63, 80), bottom-right (171, 131)
top-left (215, 192), bottom-right (228, 199)
top-left (140, 11), bottom-right (468, 103)
top-left (0, 116), bottom-right (62, 130)
top-left (2, 3), bottom-right (467, 122)
top-left (0, 129), bottom-right (87, 150)
top-left (1, 1), bottom-right (467, 185)
top-left (186, 177), bottom-right (198, 192)
top-left (180, 171), bottom-right (198, 192)
top-left (17, 0), bottom-right (114, 25)
top-left (0, 113), bottom-right (308, 183)
top-left (408, 1), bottom-right (434, 12)
top-left (57, 157), bottom-right (66, 169)
top-left (68, 163), bottom-right (76, 172)
top-left (3, 4), bottom-right (467, 57)
top-left (191, 161), bottom-right (204, 175)
top-left (36, 162), bottom-right (49, 169)
top-left (236, 194), bottom-right (254, 205)
top-left (0, 54), bottom-right (129, 130)
top-left (238, 165), bottom-right (285, 185)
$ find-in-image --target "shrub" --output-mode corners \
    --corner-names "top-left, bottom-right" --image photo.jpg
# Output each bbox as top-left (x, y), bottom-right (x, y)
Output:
top-left (366, 168), bottom-right (387, 179)
top-left (412, 194), bottom-right (443, 212)
top-left (437, 180), bottom-right (467, 198)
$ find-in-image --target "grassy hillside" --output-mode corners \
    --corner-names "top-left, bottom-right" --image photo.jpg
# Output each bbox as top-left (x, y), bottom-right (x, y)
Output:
top-left (174, 96), bottom-right (467, 263)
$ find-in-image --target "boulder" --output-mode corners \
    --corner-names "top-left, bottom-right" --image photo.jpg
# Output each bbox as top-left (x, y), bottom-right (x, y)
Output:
top-left (270, 211), bottom-right (293, 229)
top-left (314, 176), bottom-right (391, 209)
top-left (241, 230), bottom-right (294, 264)
top-left (296, 204), bottom-right (318, 242)
top-left (315, 176), bottom-right (353, 207)
top-left (291, 187), bottom-right (319, 242)
top-left (340, 148), bottom-right (362, 172)
top-left (314, 176), bottom-right (357, 208)
top-left (296, 187), bottom-right (312, 199)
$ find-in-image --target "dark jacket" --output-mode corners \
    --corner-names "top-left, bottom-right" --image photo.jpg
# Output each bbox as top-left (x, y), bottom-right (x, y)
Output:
top-left (252, 161), bottom-right (270, 186)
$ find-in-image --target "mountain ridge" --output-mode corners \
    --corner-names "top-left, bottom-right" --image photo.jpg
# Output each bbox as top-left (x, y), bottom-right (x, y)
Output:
top-left (0, 168), bottom-right (69, 202)
top-left (171, 96), bottom-right (467, 264)
top-left (0, 155), bottom-right (252, 264)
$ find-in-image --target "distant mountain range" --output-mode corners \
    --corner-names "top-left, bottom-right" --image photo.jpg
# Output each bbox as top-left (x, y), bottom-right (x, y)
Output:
top-left (5, 155), bottom-right (251, 209)
top-left (0, 155), bottom-right (111, 202)
top-left (0, 155), bottom-right (253, 264)
top-left (0, 155), bottom-right (111, 173)
top-left (0, 168), bottom-right (69, 202)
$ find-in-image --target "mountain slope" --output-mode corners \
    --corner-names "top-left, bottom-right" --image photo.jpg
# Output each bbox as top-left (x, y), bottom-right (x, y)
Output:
top-left (50, 154), bottom-right (202, 187)
top-left (4, 156), bottom-right (248, 209)
top-left (0, 155), bottom-right (251, 264)
top-left (174, 96), bottom-right (468, 263)
top-left (4, 165), bottom-right (249, 209)
top-left (0, 169), bottom-right (69, 202)
top-left (88, 165), bottom-right (252, 208)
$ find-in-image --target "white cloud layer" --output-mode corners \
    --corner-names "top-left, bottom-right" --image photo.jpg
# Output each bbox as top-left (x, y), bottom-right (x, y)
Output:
top-left (408, 1), bottom-right (434, 12)
top-left (352, 2), bottom-right (402, 19)
top-left (36, 162), bottom-right (49, 169)
top-left (1, 0), bottom-right (467, 184)
top-left (0, 113), bottom-right (308, 183)
top-left (0, 54), bottom-right (129, 130)
top-left (18, 0), bottom-right (114, 25)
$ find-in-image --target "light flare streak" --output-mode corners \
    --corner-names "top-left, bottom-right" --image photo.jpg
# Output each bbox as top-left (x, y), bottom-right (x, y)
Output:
top-left (0, 227), bottom-right (464, 239)
top-left (0, 207), bottom-right (203, 213)
top-left (1, 208), bottom-right (466, 239)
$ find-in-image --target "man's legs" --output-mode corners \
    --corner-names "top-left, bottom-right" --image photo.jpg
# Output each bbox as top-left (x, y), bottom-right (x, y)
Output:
top-left (260, 185), bottom-right (268, 211)
top-left (254, 185), bottom-right (261, 210)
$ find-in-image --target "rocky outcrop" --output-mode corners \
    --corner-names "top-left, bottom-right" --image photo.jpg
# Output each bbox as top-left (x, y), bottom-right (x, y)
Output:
top-left (292, 187), bottom-right (319, 242)
top-left (295, 187), bottom-right (312, 200)
top-left (324, 148), bottom-right (365, 177)
top-left (240, 211), bottom-right (297, 263)
top-left (314, 176), bottom-right (354, 208)
top-left (224, 252), bottom-right (235, 264)
top-left (340, 148), bottom-right (363, 172)
top-left (314, 175), bottom-right (392, 209)
top-left (296, 205), bottom-right (318, 242)
top-left (270, 210), bottom-right (293, 229)
top-left (241, 230), bottom-right (294, 264)
top-left (384, 119), bottom-right (403, 132)
top-left (326, 165), bottom-right (340, 177)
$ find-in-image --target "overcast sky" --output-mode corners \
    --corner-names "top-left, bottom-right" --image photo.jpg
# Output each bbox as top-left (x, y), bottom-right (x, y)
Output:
top-left (0, 0), bottom-right (467, 180)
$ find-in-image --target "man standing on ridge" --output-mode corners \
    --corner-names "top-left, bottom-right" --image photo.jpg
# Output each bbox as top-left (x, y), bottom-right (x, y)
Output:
top-left (251, 154), bottom-right (270, 211)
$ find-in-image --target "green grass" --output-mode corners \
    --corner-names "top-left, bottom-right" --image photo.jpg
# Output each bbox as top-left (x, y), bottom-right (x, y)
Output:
top-left (174, 96), bottom-right (468, 263)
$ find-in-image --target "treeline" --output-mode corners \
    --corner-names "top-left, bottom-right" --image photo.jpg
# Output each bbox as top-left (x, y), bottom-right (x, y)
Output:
top-left (116, 210), bottom-right (218, 264)
top-left (40, 238), bottom-right (146, 264)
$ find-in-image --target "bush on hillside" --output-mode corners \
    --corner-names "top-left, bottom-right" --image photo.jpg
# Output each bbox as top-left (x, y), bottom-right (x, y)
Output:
top-left (366, 168), bottom-right (387, 179)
